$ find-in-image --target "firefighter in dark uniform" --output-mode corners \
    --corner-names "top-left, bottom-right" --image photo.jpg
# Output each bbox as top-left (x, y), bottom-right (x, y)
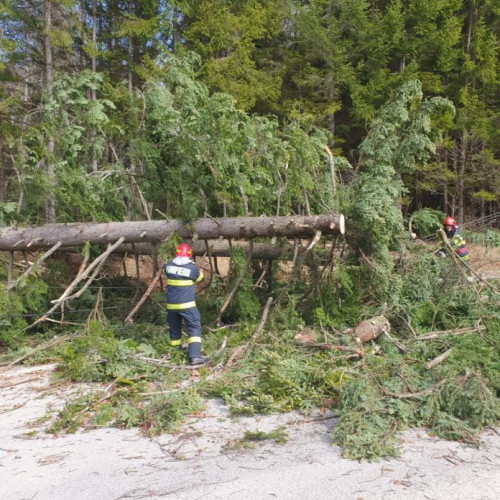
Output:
top-left (164, 243), bottom-right (209, 365)
top-left (441, 216), bottom-right (469, 261)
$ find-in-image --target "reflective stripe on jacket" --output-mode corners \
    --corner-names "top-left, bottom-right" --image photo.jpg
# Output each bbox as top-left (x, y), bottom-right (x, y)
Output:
top-left (449, 227), bottom-right (469, 261)
top-left (164, 259), bottom-right (204, 310)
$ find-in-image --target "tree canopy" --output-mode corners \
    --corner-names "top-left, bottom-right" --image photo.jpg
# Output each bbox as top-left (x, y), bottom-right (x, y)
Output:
top-left (0, 0), bottom-right (498, 224)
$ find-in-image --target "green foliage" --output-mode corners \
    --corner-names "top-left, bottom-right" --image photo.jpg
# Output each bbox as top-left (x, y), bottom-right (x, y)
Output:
top-left (333, 378), bottom-right (406, 460)
top-left (14, 275), bottom-right (49, 321)
top-left (141, 53), bottom-right (334, 221)
top-left (392, 250), bottom-right (492, 333)
top-left (468, 229), bottom-right (500, 247)
top-left (410, 208), bottom-right (446, 238)
top-left (328, 238), bottom-right (499, 459)
top-left (114, 401), bottom-right (144, 429)
top-left (0, 285), bottom-right (28, 350)
top-left (309, 265), bottom-right (366, 329)
top-left (219, 348), bottom-right (338, 416)
top-left (433, 373), bottom-right (499, 430)
top-left (91, 402), bottom-right (115, 427)
top-left (49, 393), bottom-right (98, 434)
top-left (416, 369), bottom-right (500, 446)
top-left (50, 383), bottom-right (205, 436)
top-left (139, 389), bottom-right (205, 436)
top-left (2, 0), bottom-right (499, 225)
top-left (12, 70), bottom-right (128, 223)
top-left (393, 254), bottom-right (449, 330)
top-left (268, 295), bottom-right (302, 332)
top-left (223, 248), bottom-right (261, 323)
top-left (0, 202), bottom-right (18, 226)
top-left (347, 80), bottom-right (454, 301)
top-left (223, 426), bottom-right (288, 452)
top-left (0, 264), bottom-right (48, 350)
top-left (180, 0), bottom-right (284, 110)
top-left (445, 321), bottom-right (500, 392)
top-left (58, 321), bottom-right (138, 382)
top-left (333, 331), bottom-right (500, 459)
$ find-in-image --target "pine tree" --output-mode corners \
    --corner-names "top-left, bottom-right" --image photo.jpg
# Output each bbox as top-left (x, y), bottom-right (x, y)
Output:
top-left (349, 80), bottom-right (454, 299)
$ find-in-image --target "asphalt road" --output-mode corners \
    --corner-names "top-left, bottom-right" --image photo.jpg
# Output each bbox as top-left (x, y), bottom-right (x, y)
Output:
top-left (1, 364), bottom-right (499, 500)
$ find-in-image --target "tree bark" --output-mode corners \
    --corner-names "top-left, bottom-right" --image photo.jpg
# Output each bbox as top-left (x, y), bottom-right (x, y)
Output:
top-left (458, 131), bottom-right (467, 225)
top-left (0, 133), bottom-right (5, 202)
top-left (0, 214), bottom-right (345, 252)
top-left (90, 0), bottom-right (98, 174)
top-left (43, 0), bottom-right (56, 223)
top-left (118, 240), bottom-right (286, 259)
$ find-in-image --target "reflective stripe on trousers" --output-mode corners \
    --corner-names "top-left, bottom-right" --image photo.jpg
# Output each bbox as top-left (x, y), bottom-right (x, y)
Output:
top-left (167, 301), bottom-right (196, 310)
top-left (167, 308), bottom-right (202, 358)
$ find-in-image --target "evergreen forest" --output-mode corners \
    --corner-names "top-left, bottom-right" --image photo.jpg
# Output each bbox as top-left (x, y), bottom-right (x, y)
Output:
top-left (1, 1), bottom-right (499, 459)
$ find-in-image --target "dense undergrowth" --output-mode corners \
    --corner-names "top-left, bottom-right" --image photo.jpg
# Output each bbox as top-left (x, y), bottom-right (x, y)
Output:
top-left (2, 80), bottom-right (499, 460)
top-left (1, 233), bottom-right (499, 460)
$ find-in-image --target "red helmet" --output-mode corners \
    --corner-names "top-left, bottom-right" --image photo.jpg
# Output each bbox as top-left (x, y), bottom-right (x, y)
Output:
top-left (175, 243), bottom-right (192, 258)
top-left (444, 216), bottom-right (457, 228)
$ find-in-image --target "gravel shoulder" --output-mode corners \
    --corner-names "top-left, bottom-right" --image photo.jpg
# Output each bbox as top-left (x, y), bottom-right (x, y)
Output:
top-left (1, 363), bottom-right (499, 500)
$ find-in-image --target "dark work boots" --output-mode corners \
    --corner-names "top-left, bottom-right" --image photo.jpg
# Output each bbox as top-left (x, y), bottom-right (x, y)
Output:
top-left (189, 356), bottom-right (210, 366)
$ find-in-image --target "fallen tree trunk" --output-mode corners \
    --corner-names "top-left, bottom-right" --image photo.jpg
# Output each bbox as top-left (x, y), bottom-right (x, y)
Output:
top-left (117, 240), bottom-right (286, 259)
top-left (0, 214), bottom-right (345, 252)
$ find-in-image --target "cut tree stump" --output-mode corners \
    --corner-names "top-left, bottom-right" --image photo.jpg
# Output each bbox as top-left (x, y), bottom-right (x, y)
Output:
top-left (355, 315), bottom-right (391, 343)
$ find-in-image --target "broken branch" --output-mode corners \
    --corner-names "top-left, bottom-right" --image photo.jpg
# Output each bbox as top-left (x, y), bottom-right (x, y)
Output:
top-left (125, 267), bottom-right (164, 323)
top-left (425, 348), bottom-right (453, 370)
top-left (416, 324), bottom-right (485, 340)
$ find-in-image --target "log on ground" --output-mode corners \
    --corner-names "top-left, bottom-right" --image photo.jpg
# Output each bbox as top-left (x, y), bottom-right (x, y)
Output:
top-left (355, 315), bottom-right (391, 343)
